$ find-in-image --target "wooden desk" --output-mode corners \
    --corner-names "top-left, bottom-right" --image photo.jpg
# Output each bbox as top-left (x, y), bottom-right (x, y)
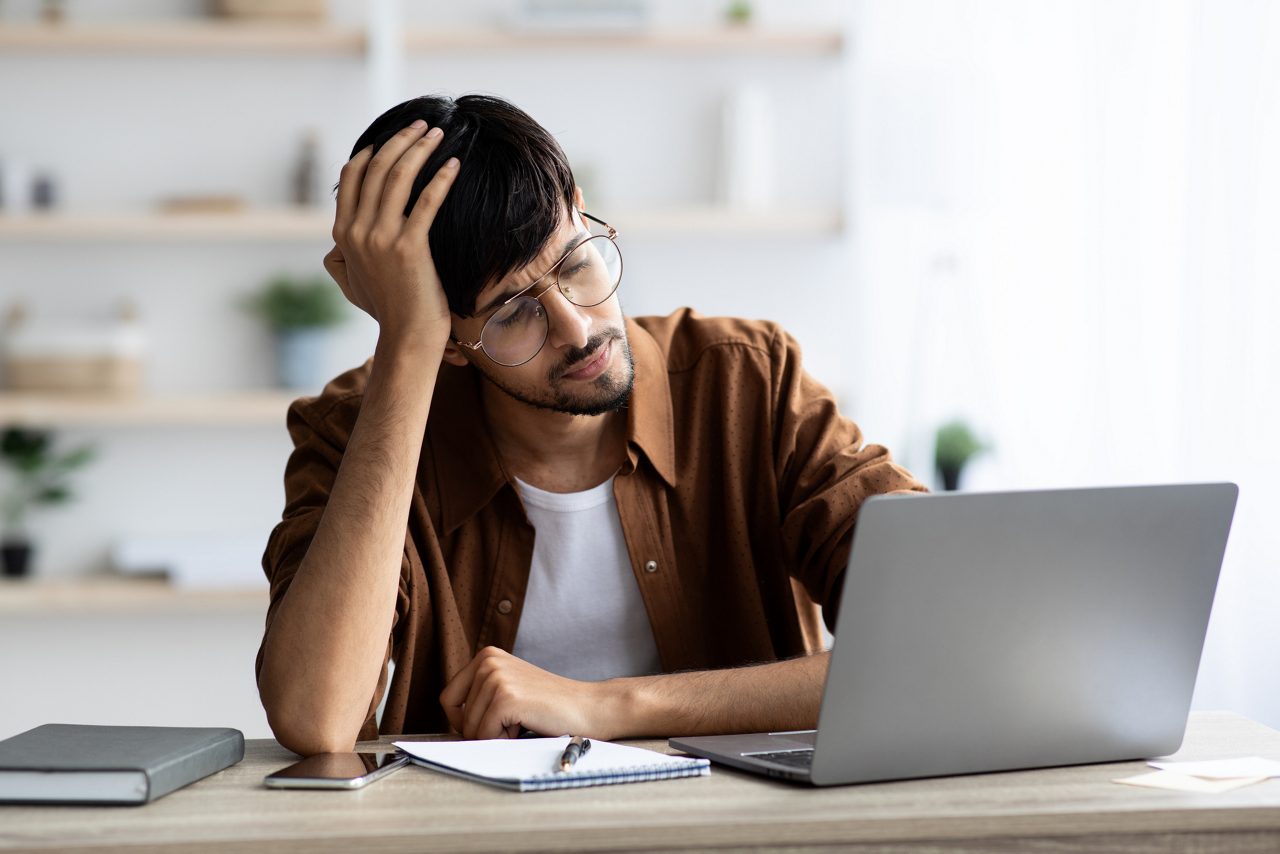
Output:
top-left (2, 712), bottom-right (1279, 852)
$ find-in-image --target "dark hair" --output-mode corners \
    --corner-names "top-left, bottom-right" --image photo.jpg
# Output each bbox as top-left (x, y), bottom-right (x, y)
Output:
top-left (346, 94), bottom-right (576, 317)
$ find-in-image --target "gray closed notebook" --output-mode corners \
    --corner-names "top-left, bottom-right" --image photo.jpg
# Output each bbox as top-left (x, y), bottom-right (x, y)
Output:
top-left (0, 724), bottom-right (244, 805)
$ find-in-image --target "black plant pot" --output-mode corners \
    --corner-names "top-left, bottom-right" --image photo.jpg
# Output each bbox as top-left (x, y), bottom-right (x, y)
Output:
top-left (2, 539), bottom-right (33, 578)
top-left (938, 465), bottom-right (962, 492)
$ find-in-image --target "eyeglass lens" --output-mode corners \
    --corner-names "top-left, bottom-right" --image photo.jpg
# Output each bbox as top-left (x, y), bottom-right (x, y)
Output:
top-left (479, 234), bottom-right (623, 366)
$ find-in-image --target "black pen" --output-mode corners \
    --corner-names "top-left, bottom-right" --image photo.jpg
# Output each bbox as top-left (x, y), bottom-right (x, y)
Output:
top-left (557, 736), bottom-right (591, 772)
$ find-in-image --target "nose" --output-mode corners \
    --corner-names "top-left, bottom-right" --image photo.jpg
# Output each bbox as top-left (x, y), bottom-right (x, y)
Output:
top-left (539, 284), bottom-right (591, 352)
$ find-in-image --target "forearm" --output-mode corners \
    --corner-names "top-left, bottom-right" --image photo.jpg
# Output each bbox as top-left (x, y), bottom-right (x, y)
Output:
top-left (259, 333), bottom-right (442, 754)
top-left (601, 651), bottom-right (830, 739)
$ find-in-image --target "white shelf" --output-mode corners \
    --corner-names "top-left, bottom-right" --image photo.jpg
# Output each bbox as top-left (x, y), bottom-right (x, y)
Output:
top-left (0, 391), bottom-right (300, 427)
top-left (0, 206), bottom-right (840, 241)
top-left (405, 27), bottom-right (844, 55)
top-left (0, 577), bottom-right (266, 613)
top-left (0, 22), bottom-right (365, 54)
top-left (0, 23), bottom-right (841, 56)
top-left (0, 209), bottom-right (333, 241)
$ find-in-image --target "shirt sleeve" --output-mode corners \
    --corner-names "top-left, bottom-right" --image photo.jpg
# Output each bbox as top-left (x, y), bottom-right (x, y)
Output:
top-left (769, 326), bottom-right (928, 633)
top-left (255, 396), bottom-right (412, 738)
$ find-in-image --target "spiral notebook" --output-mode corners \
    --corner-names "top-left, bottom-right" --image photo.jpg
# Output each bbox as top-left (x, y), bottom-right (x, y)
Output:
top-left (393, 736), bottom-right (710, 792)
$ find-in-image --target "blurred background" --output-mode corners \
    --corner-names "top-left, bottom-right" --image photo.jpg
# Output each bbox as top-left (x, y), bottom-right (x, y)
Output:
top-left (0, 0), bottom-right (1275, 738)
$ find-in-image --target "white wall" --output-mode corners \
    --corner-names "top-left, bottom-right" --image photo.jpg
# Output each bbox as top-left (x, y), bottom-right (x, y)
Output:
top-left (850, 0), bottom-right (1280, 728)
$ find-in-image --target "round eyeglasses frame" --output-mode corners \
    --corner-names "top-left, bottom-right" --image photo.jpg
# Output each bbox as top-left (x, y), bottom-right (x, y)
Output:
top-left (452, 211), bottom-right (622, 367)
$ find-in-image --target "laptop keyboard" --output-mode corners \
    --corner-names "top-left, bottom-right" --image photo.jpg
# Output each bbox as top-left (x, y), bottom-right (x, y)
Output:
top-left (745, 749), bottom-right (815, 770)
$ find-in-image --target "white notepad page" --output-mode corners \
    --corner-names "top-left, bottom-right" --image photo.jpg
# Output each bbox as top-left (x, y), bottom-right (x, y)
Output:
top-left (394, 736), bottom-right (709, 791)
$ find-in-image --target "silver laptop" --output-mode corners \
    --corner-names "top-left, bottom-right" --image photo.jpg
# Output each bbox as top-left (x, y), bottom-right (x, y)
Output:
top-left (670, 483), bottom-right (1238, 786)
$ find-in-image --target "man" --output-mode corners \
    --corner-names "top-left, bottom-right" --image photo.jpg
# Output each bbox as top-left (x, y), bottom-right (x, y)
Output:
top-left (256, 95), bottom-right (926, 757)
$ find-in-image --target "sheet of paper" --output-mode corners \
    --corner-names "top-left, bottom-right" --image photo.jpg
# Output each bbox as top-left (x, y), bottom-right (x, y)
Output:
top-left (393, 736), bottom-right (701, 781)
top-left (1148, 756), bottom-right (1280, 779)
top-left (1114, 770), bottom-right (1268, 793)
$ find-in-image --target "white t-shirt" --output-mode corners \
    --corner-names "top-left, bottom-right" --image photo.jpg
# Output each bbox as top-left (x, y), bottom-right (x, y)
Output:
top-left (510, 476), bottom-right (662, 682)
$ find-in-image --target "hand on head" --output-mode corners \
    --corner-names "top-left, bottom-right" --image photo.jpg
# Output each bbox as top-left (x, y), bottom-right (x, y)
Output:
top-left (323, 120), bottom-right (460, 347)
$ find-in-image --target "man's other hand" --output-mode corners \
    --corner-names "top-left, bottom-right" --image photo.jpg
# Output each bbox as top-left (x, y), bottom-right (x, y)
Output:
top-left (439, 647), bottom-right (614, 740)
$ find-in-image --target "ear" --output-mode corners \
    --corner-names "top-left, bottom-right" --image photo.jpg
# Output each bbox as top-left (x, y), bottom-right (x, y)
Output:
top-left (573, 184), bottom-right (586, 213)
top-left (441, 338), bottom-right (471, 367)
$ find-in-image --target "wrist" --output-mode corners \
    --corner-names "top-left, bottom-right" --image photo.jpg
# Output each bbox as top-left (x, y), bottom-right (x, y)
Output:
top-left (375, 322), bottom-right (449, 362)
top-left (594, 676), bottom-right (654, 740)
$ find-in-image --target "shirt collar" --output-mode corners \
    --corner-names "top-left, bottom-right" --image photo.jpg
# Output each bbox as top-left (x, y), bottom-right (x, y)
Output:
top-left (622, 316), bottom-right (678, 489)
top-left (427, 316), bottom-right (676, 536)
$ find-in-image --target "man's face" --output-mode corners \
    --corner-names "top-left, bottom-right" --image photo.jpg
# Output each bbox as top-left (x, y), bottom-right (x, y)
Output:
top-left (449, 205), bottom-right (634, 417)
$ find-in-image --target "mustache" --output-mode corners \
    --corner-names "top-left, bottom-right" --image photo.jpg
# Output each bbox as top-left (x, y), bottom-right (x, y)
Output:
top-left (551, 330), bottom-right (620, 380)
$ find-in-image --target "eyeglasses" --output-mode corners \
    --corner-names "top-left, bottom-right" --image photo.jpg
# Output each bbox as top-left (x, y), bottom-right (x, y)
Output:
top-left (453, 211), bottom-right (623, 367)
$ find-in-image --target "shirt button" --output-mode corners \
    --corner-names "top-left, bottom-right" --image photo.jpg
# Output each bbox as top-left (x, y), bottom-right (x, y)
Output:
top-left (497, 599), bottom-right (513, 615)
top-left (644, 560), bottom-right (658, 574)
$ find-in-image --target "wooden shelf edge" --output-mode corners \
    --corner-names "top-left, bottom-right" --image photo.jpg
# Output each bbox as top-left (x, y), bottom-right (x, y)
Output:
top-left (0, 22), bottom-right (366, 54)
top-left (0, 391), bottom-right (302, 427)
top-left (0, 577), bottom-right (267, 612)
top-left (0, 210), bottom-right (333, 241)
top-left (0, 207), bottom-right (841, 241)
top-left (406, 27), bottom-right (844, 54)
top-left (0, 23), bottom-right (840, 55)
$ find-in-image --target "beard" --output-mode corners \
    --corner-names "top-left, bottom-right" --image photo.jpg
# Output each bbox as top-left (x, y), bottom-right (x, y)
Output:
top-left (475, 327), bottom-right (635, 417)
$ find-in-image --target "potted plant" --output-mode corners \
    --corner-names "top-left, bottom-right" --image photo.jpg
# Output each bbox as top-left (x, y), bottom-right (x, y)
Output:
top-left (934, 419), bottom-right (990, 492)
top-left (1, 428), bottom-right (95, 578)
top-left (725, 1), bottom-right (753, 25)
top-left (245, 274), bottom-right (347, 390)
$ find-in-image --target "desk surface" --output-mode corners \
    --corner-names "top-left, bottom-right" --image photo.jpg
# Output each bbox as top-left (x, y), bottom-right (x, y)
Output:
top-left (2, 712), bottom-right (1279, 853)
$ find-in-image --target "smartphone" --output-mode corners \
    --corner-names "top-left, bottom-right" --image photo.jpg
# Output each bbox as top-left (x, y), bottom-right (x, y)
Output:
top-left (264, 752), bottom-right (411, 789)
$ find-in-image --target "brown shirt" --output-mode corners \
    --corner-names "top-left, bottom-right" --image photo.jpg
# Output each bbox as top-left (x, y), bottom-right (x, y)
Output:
top-left (257, 310), bottom-right (927, 740)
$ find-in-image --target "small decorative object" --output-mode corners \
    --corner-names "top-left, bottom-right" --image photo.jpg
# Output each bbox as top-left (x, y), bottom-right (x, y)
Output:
top-left (934, 419), bottom-right (990, 492)
top-left (716, 84), bottom-right (776, 210)
top-left (31, 170), bottom-right (57, 210)
top-left (245, 274), bottom-right (347, 390)
top-left (210, 0), bottom-right (326, 21)
top-left (40, 0), bottom-right (66, 25)
top-left (292, 129), bottom-right (320, 207)
top-left (158, 194), bottom-right (246, 214)
top-left (725, 0), bottom-right (753, 25)
top-left (2, 302), bottom-right (146, 395)
top-left (504, 0), bottom-right (649, 34)
top-left (1, 428), bottom-right (95, 579)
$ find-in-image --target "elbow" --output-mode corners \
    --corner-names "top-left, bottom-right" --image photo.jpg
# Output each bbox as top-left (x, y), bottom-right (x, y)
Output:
top-left (259, 676), bottom-right (360, 756)
top-left (265, 705), bottom-right (359, 756)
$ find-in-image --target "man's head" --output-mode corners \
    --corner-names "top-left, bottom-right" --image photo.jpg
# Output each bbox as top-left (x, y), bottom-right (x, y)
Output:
top-left (350, 94), bottom-right (633, 416)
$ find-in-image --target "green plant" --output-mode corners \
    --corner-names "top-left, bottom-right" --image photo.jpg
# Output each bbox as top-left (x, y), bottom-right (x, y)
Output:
top-left (245, 274), bottom-right (347, 332)
top-left (934, 419), bottom-right (990, 491)
top-left (725, 0), bottom-right (753, 25)
top-left (1, 428), bottom-right (95, 537)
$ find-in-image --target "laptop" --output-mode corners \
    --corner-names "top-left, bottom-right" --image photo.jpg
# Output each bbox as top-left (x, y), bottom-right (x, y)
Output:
top-left (669, 483), bottom-right (1238, 786)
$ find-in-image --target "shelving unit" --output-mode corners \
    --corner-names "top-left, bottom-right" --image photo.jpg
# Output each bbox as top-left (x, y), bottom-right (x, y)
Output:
top-left (0, 206), bottom-right (841, 241)
top-left (0, 391), bottom-right (300, 428)
top-left (0, 5), bottom-right (851, 595)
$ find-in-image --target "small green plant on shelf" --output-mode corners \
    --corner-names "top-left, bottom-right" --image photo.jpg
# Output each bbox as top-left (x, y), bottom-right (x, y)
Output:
top-left (725, 1), bottom-right (754, 25)
top-left (1, 427), bottom-right (95, 578)
top-left (934, 419), bottom-right (990, 492)
top-left (244, 273), bottom-right (348, 391)
top-left (245, 274), bottom-right (347, 332)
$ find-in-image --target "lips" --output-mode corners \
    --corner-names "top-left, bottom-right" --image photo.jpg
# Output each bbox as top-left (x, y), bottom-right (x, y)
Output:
top-left (560, 340), bottom-right (612, 381)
